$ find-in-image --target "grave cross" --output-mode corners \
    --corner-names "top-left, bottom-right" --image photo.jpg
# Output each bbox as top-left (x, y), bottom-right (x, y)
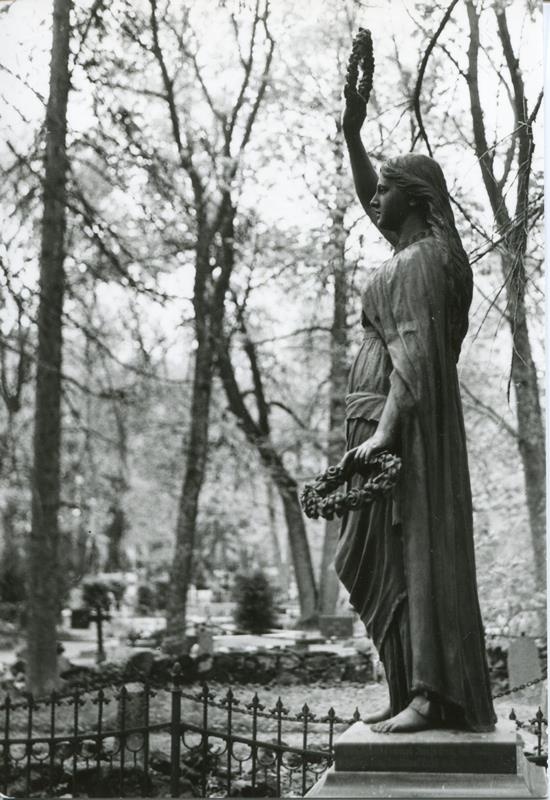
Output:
top-left (89, 604), bottom-right (111, 663)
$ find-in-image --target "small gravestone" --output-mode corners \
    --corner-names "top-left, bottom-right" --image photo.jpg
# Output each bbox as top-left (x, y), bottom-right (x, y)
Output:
top-left (197, 626), bottom-right (214, 656)
top-left (118, 651), bottom-right (155, 766)
top-left (319, 615), bottom-right (354, 640)
top-left (294, 632), bottom-right (309, 652)
top-left (507, 635), bottom-right (542, 694)
top-left (117, 683), bottom-right (147, 766)
top-left (70, 608), bottom-right (90, 629)
top-left (124, 650), bottom-right (155, 681)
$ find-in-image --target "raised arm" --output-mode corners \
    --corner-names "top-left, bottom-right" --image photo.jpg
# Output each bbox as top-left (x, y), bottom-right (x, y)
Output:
top-left (343, 86), bottom-right (398, 247)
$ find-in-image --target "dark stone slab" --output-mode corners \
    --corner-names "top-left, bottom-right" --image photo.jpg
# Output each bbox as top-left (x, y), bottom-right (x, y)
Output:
top-left (335, 722), bottom-right (518, 774)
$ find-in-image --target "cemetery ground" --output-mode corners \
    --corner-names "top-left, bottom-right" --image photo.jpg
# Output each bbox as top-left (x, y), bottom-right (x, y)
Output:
top-left (0, 604), bottom-right (543, 753)
top-left (0, 679), bottom-right (541, 760)
top-left (0, 586), bottom-right (545, 797)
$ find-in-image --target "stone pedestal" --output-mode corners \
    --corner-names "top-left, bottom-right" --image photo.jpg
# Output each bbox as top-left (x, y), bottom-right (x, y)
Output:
top-left (307, 722), bottom-right (547, 798)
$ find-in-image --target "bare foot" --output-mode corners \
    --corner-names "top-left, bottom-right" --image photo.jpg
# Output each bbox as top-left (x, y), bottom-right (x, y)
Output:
top-left (363, 704), bottom-right (392, 724)
top-left (370, 703), bottom-right (435, 733)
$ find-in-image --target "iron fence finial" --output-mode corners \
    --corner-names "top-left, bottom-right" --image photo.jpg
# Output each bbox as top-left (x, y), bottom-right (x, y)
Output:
top-left (170, 662), bottom-right (183, 688)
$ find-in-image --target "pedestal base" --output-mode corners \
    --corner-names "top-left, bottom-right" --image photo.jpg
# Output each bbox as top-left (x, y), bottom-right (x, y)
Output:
top-left (308, 766), bottom-right (545, 798)
top-left (307, 722), bottom-right (547, 798)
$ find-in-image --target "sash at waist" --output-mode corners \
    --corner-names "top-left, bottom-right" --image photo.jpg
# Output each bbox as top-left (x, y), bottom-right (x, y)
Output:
top-left (345, 391), bottom-right (387, 422)
top-left (362, 328), bottom-right (379, 340)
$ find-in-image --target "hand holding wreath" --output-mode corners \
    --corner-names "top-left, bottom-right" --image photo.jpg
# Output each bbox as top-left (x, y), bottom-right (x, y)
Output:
top-left (342, 27), bottom-right (374, 137)
top-left (300, 451), bottom-right (401, 521)
top-left (343, 84), bottom-right (367, 137)
top-left (338, 426), bottom-right (393, 474)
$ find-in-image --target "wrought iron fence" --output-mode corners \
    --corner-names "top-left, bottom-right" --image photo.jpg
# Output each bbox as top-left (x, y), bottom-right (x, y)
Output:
top-left (0, 666), bottom-right (360, 798)
top-left (0, 665), bottom-right (546, 798)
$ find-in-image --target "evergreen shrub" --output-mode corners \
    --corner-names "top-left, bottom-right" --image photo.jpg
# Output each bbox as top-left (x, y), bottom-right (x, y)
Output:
top-left (233, 569), bottom-right (276, 634)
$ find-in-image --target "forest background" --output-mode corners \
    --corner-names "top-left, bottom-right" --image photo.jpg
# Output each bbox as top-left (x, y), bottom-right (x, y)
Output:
top-left (0, 0), bottom-right (545, 694)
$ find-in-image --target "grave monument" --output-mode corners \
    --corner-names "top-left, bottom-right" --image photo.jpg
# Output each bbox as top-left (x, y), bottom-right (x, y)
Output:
top-left (306, 28), bottom-right (547, 798)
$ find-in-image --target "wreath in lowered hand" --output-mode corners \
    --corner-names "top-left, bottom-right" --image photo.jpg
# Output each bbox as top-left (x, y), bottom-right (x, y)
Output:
top-left (300, 452), bottom-right (401, 521)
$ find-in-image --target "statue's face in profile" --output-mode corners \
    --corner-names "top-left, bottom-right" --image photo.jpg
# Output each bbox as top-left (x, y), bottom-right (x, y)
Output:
top-left (370, 177), bottom-right (411, 232)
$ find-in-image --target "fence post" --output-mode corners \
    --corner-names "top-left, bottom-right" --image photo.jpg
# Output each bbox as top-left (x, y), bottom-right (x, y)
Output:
top-left (3, 694), bottom-right (11, 795)
top-left (299, 702), bottom-right (316, 797)
top-left (48, 691), bottom-right (57, 795)
top-left (95, 688), bottom-right (104, 781)
top-left (273, 697), bottom-right (286, 798)
top-left (200, 683), bottom-right (211, 798)
top-left (72, 688), bottom-right (80, 796)
top-left (119, 685), bottom-right (127, 798)
top-left (170, 663), bottom-right (182, 797)
top-left (25, 693), bottom-right (34, 797)
top-left (247, 692), bottom-right (264, 791)
top-left (325, 707), bottom-right (336, 765)
top-left (223, 688), bottom-right (236, 797)
top-left (143, 682), bottom-right (151, 793)
top-left (534, 707), bottom-right (546, 758)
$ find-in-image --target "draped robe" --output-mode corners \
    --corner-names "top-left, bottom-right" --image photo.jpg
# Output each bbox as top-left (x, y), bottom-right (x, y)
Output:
top-left (334, 234), bottom-right (496, 732)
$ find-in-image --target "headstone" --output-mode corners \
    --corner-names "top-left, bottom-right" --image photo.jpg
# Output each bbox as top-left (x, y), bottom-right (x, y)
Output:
top-left (70, 608), bottom-right (90, 629)
top-left (508, 636), bottom-right (542, 691)
top-left (319, 615), bottom-right (354, 640)
top-left (68, 586), bottom-right (82, 608)
top-left (117, 683), bottom-right (147, 766)
top-left (187, 584), bottom-right (198, 608)
top-left (197, 626), bottom-right (214, 656)
top-left (196, 588), bottom-right (212, 607)
top-left (123, 650), bottom-right (155, 681)
top-left (294, 632), bottom-right (309, 652)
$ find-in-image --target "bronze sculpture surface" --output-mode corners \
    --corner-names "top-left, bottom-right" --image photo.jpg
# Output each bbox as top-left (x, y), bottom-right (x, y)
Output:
top-left (335, 36), bottom-right (497, 734)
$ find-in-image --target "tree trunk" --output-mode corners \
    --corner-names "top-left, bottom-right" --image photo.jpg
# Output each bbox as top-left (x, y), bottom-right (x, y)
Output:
top-left (265, 452), bottom-right (318, 625)
top-left (27, 0), bottom-right (72, 695)
top-left (319, 131), bottom-right (349, 615)
top-left (148, 2), bottom-right (273, 645)
top-left (265, 478), bottom-right (287, 593)
top-left (165, 201), bottom-right (235, 650)
top-left (165, 319), bottom-right (213, 650)
top-left (216, 340), bottom-right (319, 623)
top-left (501, 253), bottom-right (546, 595)
top-left (106, 395), bottom-right (129, 572)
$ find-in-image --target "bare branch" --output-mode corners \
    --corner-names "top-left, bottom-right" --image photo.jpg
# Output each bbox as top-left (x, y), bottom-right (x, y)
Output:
top-left (245, 8), bottom-right (275, 149)
top-left (528, 90), bottom-right (543, 126)
top-left (465, 0), bottom-right (510, 228)
top-left (225, 0), bottom-right (261, 148)
top-left (251, 325), bottom-right (332, 347)
top-left (460, 382), bottom-right (518, 440)
top-left (148, 0), bottom-right (205, 212)
top-left (268, 399), bottom-right (309, 430)
top-left (0, 63), bottom-right (46, 107)
top-left (216, 333), bottom-right (261, 438)
top-left (412, 0), bottom-right (460, 157)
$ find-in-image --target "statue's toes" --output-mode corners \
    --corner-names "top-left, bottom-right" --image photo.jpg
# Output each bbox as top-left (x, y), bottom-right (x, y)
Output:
top-left (370, 720), bottom-right (390, 733)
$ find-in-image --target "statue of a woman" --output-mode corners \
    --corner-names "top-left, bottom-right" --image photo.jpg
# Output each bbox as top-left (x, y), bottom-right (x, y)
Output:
top-left (335, 80), bottom-right (497, 733)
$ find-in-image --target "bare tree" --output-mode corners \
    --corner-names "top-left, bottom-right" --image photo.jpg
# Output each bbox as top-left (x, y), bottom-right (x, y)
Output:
top-left (143, 0), bottom-right (276, 648)
top-left (216, 311), bottom-right (319, 623)
top-left (464, 1), bottom-right (545, 597)
top-left (319, 120), bottom-right (350, 614)
top-left (27, 0), bottom-right (73, 694)
top-left (410, 0), bottom-right (544, 602)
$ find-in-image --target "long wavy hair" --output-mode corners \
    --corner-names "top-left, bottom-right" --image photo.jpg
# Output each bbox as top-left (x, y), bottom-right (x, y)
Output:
top-left (380, 153), bottom-right (472, 362)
